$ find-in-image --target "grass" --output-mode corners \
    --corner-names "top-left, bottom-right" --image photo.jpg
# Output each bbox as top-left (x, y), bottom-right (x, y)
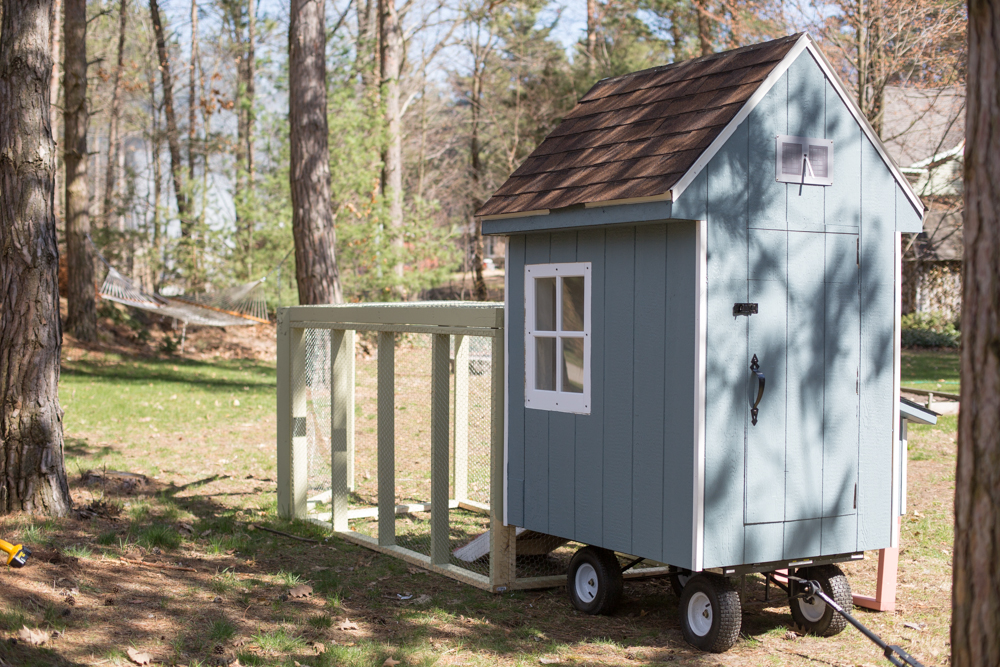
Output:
top-left (901, 348), bottom-right (960, 394)
top-left (0, 333), bottom-right (960, 667)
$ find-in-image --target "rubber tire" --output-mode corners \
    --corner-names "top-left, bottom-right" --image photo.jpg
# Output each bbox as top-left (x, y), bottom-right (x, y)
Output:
top-left (669, 566), bottom-right (693, 598)
top-left (566, 546), bottom-right (624, 615)
top-left (789, 565), bottom-right (853, 637)
top-left (678, 574), bottom-right (742, 653)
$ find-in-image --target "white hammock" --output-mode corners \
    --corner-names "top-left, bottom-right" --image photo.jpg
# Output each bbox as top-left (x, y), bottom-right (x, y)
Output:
top-left (98, 267), bottom-right (269, 327)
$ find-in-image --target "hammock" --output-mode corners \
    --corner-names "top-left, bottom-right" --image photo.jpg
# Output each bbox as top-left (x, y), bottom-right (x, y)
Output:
top-left (92, 237), bottom-right (278, 327)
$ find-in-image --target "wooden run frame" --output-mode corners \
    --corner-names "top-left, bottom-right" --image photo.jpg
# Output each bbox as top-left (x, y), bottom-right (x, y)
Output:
top-left (277, 303), bottom-right (530, 592)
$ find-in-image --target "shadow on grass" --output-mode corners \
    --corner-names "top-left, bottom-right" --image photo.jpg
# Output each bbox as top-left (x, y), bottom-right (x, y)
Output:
top-left (61, 357), bottom-right (276, 391)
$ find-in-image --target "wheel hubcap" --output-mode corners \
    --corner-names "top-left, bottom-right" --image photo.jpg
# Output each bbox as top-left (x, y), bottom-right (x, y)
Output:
top-left (575, 563), bottom-right (599, 603)
top-left (798, 595), bottom-right (826, 623)
top-left (687, 591), bottom-right (713, 636)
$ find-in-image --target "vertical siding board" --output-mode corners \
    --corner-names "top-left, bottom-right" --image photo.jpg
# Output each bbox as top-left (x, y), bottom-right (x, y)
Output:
top-left (745, 522), bottom-right (784, 563)
top-left (575, 229), bottom-right (606, 545)
top-left (824, 78), bottom-right (862, 229)
top-left (748, 69), bottom-right (787, 231)
top-left (602, 226), bottom-right (636, 553)
top-left (784, 518), bottom-right (823, 559)
top-left (821, 514), bottom-right (858, 556)
top-left (785, 53), bottom-right (826, 231)
top-left (671, 168), bottom-right (707, 222)
top-left (703, 119), bottom-right (749, 568)
top-left (823, 239), bottom-right (860, 520)
top-left (523, 235), bottom-right (552, 533)
top-left (895, 183), bottom-right (923, 233)
top-left (662, 221), bottom-right (697, 568)
top-left (547, 233), bottom-right (579, 539)
top-left (631, 225), bottom-right (667, 559)
top-left (506, 236), bottom-right (527, 527)
top-left (785, 231), bottom-right (826, 522)
top-left (858, 137), bottom-right (896, 550)
top-left (745, 275), bottom-right (787, 525)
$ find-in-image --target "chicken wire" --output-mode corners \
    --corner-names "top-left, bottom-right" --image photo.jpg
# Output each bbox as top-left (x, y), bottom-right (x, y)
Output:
top-left (292, 321), bottom-right (668, 589)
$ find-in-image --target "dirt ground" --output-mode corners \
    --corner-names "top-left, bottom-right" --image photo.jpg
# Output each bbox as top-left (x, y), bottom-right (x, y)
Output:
top-left (0, 318), bottom-right (956, 667)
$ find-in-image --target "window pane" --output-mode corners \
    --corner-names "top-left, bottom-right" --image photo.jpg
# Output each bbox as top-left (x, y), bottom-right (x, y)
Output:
top-left (561, 337), bottom-right (584, 393)
top-left (562, 276), bottom-right (585, 331)
top-left (782, 142), bottom-right (803, 175)
top-left (808, 145), bottom-right (829, 178)
top-left (535, 337), bottom-right (556, 390)
top-left (535, 277), bottom-right (556, 331)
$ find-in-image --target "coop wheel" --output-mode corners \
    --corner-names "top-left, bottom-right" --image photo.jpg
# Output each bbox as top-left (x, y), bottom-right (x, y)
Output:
top-left (669, 566), bottom-right (692, 597)
top-left (789, 565), bottom-right (852, 637)
top-left (678, 574), bottom-right (742, 653)
top-left (566, 546), bottom-right (623, 615)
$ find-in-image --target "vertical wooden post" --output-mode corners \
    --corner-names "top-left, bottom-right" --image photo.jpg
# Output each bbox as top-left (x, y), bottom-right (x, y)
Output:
top-left (331, 329), bottom-right (353, 532)
top-left (346, 331), bottom-right (356, 492)
top-left (453, 335), bottom-right (470, 502)
top-left (378, 332), bottom-right (396, 546)
top-left (431, 334), bottom-right (452, 565)
top-left (489, 332), bottom-right (515, 591)
top-left (277, 311), bottom-right (307, 520)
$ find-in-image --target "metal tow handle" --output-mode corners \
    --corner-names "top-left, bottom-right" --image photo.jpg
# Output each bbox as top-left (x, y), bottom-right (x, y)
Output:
top-left (750, 354), bottom-right (765, 426)
top-left (793, 578), bottom-right (926, 667)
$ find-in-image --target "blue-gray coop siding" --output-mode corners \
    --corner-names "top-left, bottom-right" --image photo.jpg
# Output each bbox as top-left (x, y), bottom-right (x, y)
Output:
top-left (671, 50), bottom-right (922, 569)
top-left (506, 222), bottom-right (700, 569)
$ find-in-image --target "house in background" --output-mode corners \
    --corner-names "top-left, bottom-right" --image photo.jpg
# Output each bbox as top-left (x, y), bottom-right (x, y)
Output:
top-left (882, 86), bottom-right (964, 321)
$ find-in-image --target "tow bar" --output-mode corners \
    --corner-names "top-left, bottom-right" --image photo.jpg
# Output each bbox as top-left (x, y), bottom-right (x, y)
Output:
top-left (791, 576), bottom-right (926, 667)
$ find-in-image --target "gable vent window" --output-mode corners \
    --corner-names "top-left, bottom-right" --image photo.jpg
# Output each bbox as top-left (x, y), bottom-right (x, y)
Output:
top-left (776, 135), bottom-right (834, 186)
top-left (524, 262), bottom-right (591, 414)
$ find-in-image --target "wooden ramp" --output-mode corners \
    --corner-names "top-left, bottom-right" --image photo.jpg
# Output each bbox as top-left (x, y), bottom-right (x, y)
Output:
top-left (453, 528), bottom-right (570, 562)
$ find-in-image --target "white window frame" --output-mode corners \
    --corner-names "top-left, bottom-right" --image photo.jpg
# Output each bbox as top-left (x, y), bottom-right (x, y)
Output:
top-left (776, 135), bottom-right (834, 186)
top-left (524, 262), bottom-right (591, 414)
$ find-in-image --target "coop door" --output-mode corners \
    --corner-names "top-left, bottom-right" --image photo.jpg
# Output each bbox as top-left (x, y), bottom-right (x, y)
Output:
top-left (744, 231), bottom-right (861, 526)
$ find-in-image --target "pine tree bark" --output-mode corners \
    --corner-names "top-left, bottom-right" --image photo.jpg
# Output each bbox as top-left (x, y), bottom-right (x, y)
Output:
top-left (187, 0), bottom-right (197, 183)
top-left (289, 0), bottom-right (342, 304)
top-left (379, 0), bottom-right (404, 286)
top-left (694, 0), bottom-right (712, 56)
top-left (63, 0), bottom-right (96, 341)
top-left (49, 0), bottom-right (61, 227)
top-left (586, 0), bottom-right (597, 74)
top-left (149, 0), bottom-right (189, 234)
top-left (469, 59), bottom-right (487, 302)
top-left (952, 1), bottom-right (1000, 664)
top-left (0, 0), bottom-right (74, 516)
top-left (102, 0), bottom-right (127, 230)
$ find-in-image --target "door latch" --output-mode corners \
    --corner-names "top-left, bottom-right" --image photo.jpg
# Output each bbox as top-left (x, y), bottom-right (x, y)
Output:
top-left (750, 354), bottom-right (766, 425)
top-left (733, 303), bottom-right (758, 316)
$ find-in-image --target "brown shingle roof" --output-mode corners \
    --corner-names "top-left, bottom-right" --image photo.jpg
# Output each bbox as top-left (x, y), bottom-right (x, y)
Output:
top-left (476, 34), bottom-right (802, 218)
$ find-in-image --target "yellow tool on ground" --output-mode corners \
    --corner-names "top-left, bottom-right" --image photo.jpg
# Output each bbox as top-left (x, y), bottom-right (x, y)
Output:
top-left (0, 539), bottom-right (31, 568)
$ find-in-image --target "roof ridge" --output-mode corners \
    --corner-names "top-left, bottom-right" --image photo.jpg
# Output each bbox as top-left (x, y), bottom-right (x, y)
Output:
top-left (590, 33), bottom-right (804, 89)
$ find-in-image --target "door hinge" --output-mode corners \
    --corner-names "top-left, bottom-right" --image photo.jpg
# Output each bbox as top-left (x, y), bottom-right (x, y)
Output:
top-left (857, 239), bottom-right (860, 266)
top-left (853, 483), bottom-right (857, 509)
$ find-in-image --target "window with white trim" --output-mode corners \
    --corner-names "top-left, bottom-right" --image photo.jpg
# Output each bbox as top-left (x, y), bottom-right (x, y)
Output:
top-left (524, 262), bottom-right (591, 414)
top-left (776, 135), bottom-right (834, 186)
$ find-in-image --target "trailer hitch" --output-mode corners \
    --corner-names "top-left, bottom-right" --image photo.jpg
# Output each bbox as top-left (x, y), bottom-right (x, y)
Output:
top-left (791, 577), bottom-right (926, 667)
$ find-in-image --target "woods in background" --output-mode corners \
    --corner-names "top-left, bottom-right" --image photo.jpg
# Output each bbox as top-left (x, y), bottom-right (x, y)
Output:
top-left (47, 0), bottom-right (965, 308)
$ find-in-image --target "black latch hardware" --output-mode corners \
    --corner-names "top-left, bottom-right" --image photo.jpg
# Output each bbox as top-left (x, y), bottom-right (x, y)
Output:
top-left (733, 303), bottom-right (758, 316)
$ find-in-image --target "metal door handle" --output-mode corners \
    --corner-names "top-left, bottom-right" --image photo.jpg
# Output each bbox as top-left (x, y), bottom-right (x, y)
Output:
top-left (750, 354), bottom-right (765, 426)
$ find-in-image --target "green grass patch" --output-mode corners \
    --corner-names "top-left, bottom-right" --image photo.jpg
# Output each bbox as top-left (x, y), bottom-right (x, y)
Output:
top-left (901, 349), bottom-right (960, 395)
top-left (137, 525), bottom-right (181, 550)
top-left (208, 618), bottom-right (237, 642)
top-left (250, 628), bottom-right (307, 653)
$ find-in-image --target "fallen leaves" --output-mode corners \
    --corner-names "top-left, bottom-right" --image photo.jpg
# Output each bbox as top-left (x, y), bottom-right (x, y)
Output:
top-left (17, 626), bottom-right (50, 646)
top-left (383, 659), bottom-right (401, 666)
top-left (289, 584), bottom-right (313, 598)
top-left (126, 647), bottom-right (153, 665)
top-left (539, 658), bottom-right (561, 665)
top-left (338, 618), bottom-right (359, 631)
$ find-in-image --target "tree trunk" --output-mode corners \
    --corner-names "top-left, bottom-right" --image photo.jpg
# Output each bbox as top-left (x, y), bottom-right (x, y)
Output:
top-left (694, 0), bottom-right (712, 57)
top-left (63, 0), bottom-right (96, 341)
top-left (187, 0), bottom-right (196, 183)
top-left (379, 0), bottom-right (404, 287)
top-left (952, 1), bottom-right (1000, 665)
top-left (586, 0), bottom-right (597, 73)
top-left (0, 0), bottom-right (73, 516)
top-left (357, 0), bottom-right (379, 92)
top-left (148, 63), bottom-right (163, 288)
top-left (102, 0), bottom-right (127, 230)
top-left (49, 0), bottom-right (61, 228)
top-left (469, 59), bottom-right (487, 302)
top-left (149, 0), bottom-right (189, 234)
top-left (289, 0), bottom-right (342, 304)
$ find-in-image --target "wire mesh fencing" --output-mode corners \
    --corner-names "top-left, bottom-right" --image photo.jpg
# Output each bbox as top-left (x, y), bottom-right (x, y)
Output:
top-left (278, 303), bottom-right (670, 592)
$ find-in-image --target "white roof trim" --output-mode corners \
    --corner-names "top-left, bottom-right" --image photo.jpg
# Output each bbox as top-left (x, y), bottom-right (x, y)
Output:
top-left (480, 208), bottom-right (550, 221)
top-left (671, 34), bottom-right (926, 219)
